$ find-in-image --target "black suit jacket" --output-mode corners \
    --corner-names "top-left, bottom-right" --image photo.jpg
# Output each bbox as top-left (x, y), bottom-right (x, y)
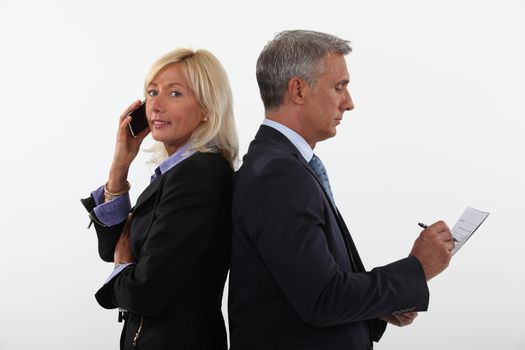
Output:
top-left (82, 152), bottom-right (232, 350)
top-left (228, 126), bottom-right (429, 350)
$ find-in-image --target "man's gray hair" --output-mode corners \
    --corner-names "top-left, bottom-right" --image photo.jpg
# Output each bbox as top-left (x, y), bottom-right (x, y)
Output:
top-left (256, 30), bottom-right (351, 110)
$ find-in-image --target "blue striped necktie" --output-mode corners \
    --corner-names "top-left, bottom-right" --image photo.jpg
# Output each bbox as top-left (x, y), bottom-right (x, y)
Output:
top-left (309, 154), bottom-right (335, 204)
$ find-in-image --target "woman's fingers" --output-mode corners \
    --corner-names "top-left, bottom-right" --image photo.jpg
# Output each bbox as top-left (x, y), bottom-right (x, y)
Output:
top-left (120, 100), bottom-right (142, 120)
top-left (116, 100), bottom-right (142, 140)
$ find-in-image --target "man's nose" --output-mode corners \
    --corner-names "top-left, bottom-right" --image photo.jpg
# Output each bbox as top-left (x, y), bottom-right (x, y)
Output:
top-left (344, 89), bottom-right (354, 111)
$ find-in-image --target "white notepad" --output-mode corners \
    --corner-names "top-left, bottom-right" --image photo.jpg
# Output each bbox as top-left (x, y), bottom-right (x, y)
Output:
top-left (451, 206), bottom-right (489, 255)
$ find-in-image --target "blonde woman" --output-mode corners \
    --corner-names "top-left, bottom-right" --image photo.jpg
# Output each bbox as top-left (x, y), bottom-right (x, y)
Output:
top-left (81, 48), bottom-right (238, 349)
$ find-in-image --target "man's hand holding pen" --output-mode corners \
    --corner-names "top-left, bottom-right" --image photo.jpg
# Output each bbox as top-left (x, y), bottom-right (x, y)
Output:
top-left (409, 221), bottom-right (454, 281)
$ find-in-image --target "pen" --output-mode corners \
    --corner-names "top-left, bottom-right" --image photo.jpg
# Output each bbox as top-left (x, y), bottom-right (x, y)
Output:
top-left (418, 222), bottom-right (458, 242)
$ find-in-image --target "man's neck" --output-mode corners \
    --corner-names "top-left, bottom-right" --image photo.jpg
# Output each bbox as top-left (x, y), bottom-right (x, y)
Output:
top-left (265, 109), bottom-right (316, 149)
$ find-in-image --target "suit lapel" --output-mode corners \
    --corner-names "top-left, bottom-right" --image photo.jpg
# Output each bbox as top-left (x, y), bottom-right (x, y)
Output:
top-left (298, 158), bottom-right (362, 272)
top-left (256, 125), bottom-right (364, 272)
top-left (336, 209), bottom-right (365, 272)
top-left (298, 159), bottom-right (338, 212)
top-left (256, 126), bottom-right (339, 214)
top-left (134, 175), bottom-right (163, 212)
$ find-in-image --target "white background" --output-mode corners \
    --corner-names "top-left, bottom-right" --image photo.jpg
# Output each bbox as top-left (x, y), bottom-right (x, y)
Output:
top-left (1, 0), bottom-right (524, 349)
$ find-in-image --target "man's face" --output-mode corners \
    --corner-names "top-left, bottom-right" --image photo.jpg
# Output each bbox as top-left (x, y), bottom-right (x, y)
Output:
top-left (301, 53), bottom-right (354, 148)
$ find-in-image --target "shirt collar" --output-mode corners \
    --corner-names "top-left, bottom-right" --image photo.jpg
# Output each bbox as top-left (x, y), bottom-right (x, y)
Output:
top-left (262, 119), bottom-right (313, 162)
top-left (157, 143), bottom-right (196, 175)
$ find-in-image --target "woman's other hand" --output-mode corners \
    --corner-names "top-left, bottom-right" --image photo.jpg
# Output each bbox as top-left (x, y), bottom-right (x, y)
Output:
top-left (114, 214), bottom-right (135, 264)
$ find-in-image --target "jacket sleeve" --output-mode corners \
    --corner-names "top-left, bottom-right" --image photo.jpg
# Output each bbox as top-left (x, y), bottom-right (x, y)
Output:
top-left (80, 194), bottom-right (126, 262)
top-left (95, 157), bottom-right (231, 316)
top-left (242, 157), bottom-right (429, 328)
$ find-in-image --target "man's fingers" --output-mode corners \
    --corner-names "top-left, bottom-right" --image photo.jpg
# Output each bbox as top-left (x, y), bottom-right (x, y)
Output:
top-left (395, 311), bottom-right (418, 326)
top-left (398, 312), bottom-right (418, 320)
top-left (429, 220), bottom-right (448, 232)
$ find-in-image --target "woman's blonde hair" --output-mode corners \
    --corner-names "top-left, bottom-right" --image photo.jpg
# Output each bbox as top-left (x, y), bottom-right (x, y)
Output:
top-left (144, 48), bottom-right (238, 169)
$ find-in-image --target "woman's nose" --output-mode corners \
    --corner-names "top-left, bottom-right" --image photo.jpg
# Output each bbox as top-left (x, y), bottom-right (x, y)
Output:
top-left (148, 96), bottom-right (165, 114)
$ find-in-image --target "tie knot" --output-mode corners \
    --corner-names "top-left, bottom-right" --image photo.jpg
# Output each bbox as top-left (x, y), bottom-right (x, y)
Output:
top-left (309, 154), bottom-right (327, 178)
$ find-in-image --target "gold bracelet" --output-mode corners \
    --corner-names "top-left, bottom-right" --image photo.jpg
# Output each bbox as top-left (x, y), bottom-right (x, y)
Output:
top-left (104, 181), bottom-right (131, 202)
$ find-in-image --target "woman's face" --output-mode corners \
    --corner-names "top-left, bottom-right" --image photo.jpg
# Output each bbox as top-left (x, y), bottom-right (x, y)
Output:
top-left (146, 63), bottom-right (205, 155)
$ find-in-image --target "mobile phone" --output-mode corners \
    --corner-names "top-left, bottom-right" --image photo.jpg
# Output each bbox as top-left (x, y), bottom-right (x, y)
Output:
top-left (128, 100), bottom-right (149, 137)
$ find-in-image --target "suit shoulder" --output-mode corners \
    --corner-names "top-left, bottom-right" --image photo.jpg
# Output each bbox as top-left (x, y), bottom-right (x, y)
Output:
top-left (171, 151), bottom-right (231, 174)
top-left (164, 151), bottom-right (233, 188)
top-left (240, 148), bottom-right (305, 179)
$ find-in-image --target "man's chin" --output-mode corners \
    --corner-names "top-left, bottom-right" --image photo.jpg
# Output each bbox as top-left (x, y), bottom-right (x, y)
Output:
top-left (318, 130), bottom-right (337, 143)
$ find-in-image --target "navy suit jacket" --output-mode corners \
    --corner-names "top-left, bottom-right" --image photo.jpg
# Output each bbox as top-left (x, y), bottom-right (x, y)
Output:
top-left (228, 125), bottom-right (429, 350)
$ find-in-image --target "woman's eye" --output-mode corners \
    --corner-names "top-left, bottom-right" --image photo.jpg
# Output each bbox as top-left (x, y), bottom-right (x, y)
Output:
top-left (170, 91), bottom-right (182, 97)
top-left (147, 90), bottom-right (158, 97)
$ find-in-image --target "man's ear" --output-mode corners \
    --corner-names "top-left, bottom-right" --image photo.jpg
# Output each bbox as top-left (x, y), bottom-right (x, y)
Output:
top-left (287, 77), bottom-right (308, 105)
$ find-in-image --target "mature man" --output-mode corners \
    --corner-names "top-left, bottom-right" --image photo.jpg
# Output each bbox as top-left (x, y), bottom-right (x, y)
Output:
top-left (228, 30), bottom-right (454, 349)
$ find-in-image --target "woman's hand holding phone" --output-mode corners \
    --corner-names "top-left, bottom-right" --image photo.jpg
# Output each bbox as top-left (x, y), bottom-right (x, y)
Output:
top-left (106, 100), bottom-right (151, 194)
top-left (128, 100), bottom-right (150, 137)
